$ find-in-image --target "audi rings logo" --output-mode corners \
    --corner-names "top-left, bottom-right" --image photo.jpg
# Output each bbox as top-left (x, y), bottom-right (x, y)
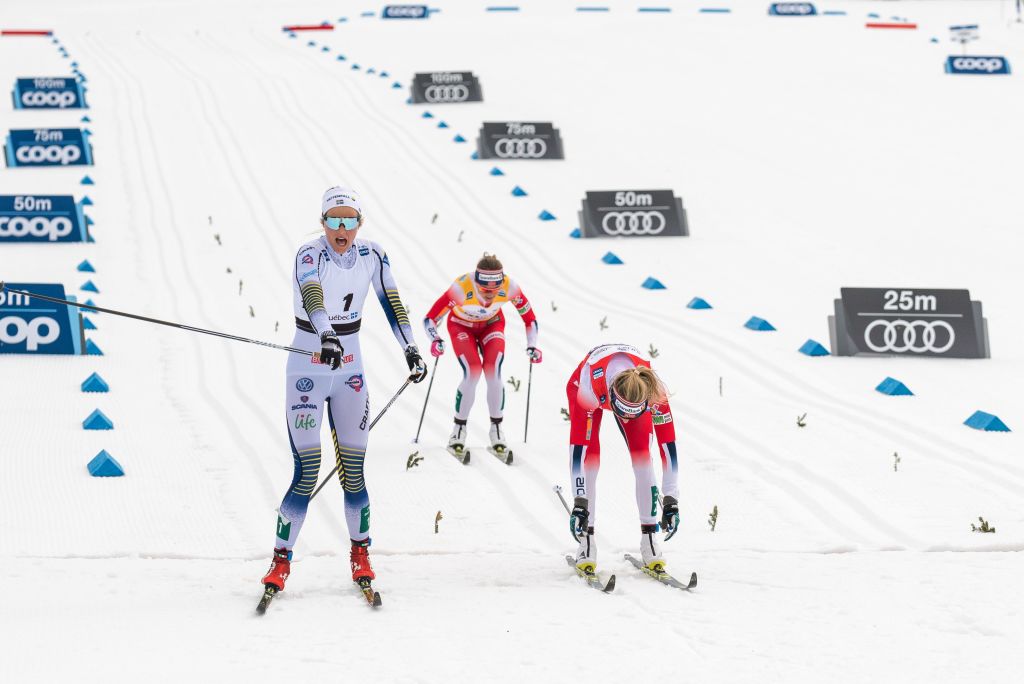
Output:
top-left (863, 319), bottom-right (956, 354)
top-left (600, 211), bottom-right (667, 236)
top-left (494, 138), bottom-right (547, 158)
top-left (424, 84), bottom-right (469, 103)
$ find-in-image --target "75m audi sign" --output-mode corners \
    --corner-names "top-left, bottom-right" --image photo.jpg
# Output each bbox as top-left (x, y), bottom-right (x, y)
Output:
top-left (828, 287), bottom-right (989, 358)
top-left (578, 190), bottom-right (689, 238)
top-left (476, 122), bottom-right (564, 160)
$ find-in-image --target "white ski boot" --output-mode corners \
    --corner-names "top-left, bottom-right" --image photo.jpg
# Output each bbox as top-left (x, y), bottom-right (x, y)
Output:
top-left (575, 529), bottom-right (597, 573)
top-left (446, 419), bottom-right (469, 464)
top-left (487, 418), bottom-right (513, 464)
top-left (640, 524), bottom-right (665, 571)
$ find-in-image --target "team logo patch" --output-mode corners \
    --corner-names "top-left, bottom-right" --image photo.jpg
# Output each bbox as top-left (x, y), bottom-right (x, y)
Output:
top-left (592, 368), bottom-right (605, 379)
top-left (345, 374), bottom-right (364, 392)
top-left (358, 246), bottom-right (370, 256)
top-left (300, 395), bottom-right (309, 402)
top-left (295, 377), bottom-right (314, 392)
top-left (651, 405), bottom-right (673, 425)
top-left (301, 254), bottom-right (314, 265)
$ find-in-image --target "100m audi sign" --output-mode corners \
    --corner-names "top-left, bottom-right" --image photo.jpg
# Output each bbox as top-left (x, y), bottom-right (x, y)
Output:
top-left (476, 122), bottom-right (564, 160)
top-left (578, 190), bottom-right (689, 238)
top-left (829, 287), bottom-right (989, 358)
top-left (410, 72), bottom-right (483, 104)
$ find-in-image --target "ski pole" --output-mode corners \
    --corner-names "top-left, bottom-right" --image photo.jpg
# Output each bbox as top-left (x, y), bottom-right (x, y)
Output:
top-left (553, 485), bottom-right (571, 514)
top-left (412, 355), bottom-right (440, 443)
top-left (309, 374), bottom-right (415, 501)
top-left (0, 282), bottom-right (313, 357)
top-left (523, 360), bottom-right (534, 443)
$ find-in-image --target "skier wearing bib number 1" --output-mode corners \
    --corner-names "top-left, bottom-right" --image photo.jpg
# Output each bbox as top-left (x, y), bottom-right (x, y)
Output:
top-left (423, 253), bottom-right (541, 463)
top-left (565, 343), bottom-right (682, 577)
top-left (259, 186), bottom-right (427, 608)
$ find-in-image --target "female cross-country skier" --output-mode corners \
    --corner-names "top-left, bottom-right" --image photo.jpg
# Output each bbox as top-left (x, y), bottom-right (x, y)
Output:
top-left (261, 186), bottom-right (427, 599)
top-left (422, 253), bottom-right (541, 462)
top-left (565, 343), bottom-right (680, 574)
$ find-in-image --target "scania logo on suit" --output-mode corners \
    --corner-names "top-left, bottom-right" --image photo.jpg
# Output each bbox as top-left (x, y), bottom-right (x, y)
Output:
top-left (828, 288), bottom-right (990, 358)
top-left (476, 122), bottom-right (565, 160)
top-left (411, 72), bottom-right (483, 104)
top-left (578, 190), bottom-right (689, 239)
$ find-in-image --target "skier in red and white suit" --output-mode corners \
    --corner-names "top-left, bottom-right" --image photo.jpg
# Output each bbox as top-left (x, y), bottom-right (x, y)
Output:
top-left (566, 343), bottom-right (681, 573)
top-left (423, 253), bottom-right (541, 454)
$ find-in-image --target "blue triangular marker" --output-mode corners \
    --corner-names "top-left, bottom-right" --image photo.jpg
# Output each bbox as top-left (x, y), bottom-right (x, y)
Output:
top-left (83, 409), bottom-right (114, 430)
top-left (322, 46), bottom-right (330, 52)
top-left (601, 252), bottom-right (623, 264)
top-left (511, 186), bottom-right (527, 197)
top-left (85, 339), bottom-right (103, 355)
top-left (352, 64), bottom-right (361, 70)
top-left (569, 228), bottom-right (581, 238)
top-left (72, 61), bottom-right (79, 67)
top-left (81, 116), bottom-right (91, 123)
top-left (453, 135), bottom-right (466, 143)
top-left (83, 128), bottom-right (92, 136)
top-left (381, 71), bottom-right (389, 78)
top-left (367, 67), bottom-right (376, 74)
top-left (642, 277), bottom-right (666, 290)
top-left (393, 82), bottom-right (402, 88)
top-left (84, 299), bottom-right (96, 308)
top-left (83, 316), bottom-right (97, 330)
top-left (438, 121), bottom-right (449, 129)
top-left (422, 111), bottom-right (434, 118)
top-left (875, 377), bottom-right (913, 396)
top-left (470, 150), bottom-right (478, 159)
top-left (489, 167), bottom-right (504, 176)
top-left (81, 196), bottom-right (93, 206)
top-left (77, 259), bottom-right (95, 272)
top-left (964, 411), bottom-right (1011, 432)
top-left (86, 215), bottom-right (94, 225)
top-left (687, 297), bottom-right (712, 310)
top-left (88, 450), bottom-right (124, 477)
top-left (81, 280), bottom-right (99, 293)
top-left (337, 54), bottom-right (347, 61)
top-left (81, 372), bottom-right (109, 393)
top-left (307, 40), bottom-right (316, 47)
top-left (798, 339), bottom-right (829, 356)
top-left (81, 175), bottom-right (94, 185)
top-left (744, 316), bottom-right (775, 331)
top-left (538, 210), bottom-right (557, 221)
top-left (406, 97), bottom-right (413, 104)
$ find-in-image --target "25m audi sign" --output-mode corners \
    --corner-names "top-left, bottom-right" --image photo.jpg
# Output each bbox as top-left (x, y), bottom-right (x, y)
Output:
top-left (828, 288), bottom-right (990, 358)
top-left (578, 190), bottom-right (689, 238)
top-left (476, 122), bottom-right (564, 160)
top-left (411, 72), bottom-right (483, 104)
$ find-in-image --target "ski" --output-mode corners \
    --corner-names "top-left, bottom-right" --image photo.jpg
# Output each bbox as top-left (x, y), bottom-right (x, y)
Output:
top-left (255, 584), bottom-right (278, 615)
top-left (357, 578), bottom-right (383, 608)
top-left (446, 445), bottom-right (471, 465)
top-left (624, 554), bottom-right (697, 591)
top-left (565, 555), bottom-right (615, 593)
top-left (487, 445), bottom-right (514, 465)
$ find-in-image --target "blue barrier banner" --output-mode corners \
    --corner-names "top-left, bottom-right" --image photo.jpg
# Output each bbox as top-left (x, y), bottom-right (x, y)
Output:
top-left (945, 55), bottom-right (1010, 75)
top-left (0, 195), bottom-right (90, 243)
top-left (4, 128), bottom-right (94, 167)
top-left (382, 5), bottom-right (429, 19)
top-left (769, 3), bottom-right (817, 15)
top-left (12, 77), bottom-right (87, 109)
top-left (0, 283), bottom-right (84, 355)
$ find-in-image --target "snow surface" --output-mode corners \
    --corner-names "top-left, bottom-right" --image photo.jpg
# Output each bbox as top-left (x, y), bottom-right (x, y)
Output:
top-left (1, 1), bottom-right (1023, 682)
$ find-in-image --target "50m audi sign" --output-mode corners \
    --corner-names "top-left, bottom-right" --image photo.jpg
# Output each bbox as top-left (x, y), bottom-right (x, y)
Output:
top-left (382, 5), bottom-right (428, 19)
top-left (828, 287), bottom-right (989, 358)
top-left (578, 190), bottom-right (689, 239)
top-left (0, 195), bottom-right (90, 243)
top-left (12, 77), bottom-right (88, 109)
top-left (945, 56), bottom-right (1011, 75)
top-left (0, 283), bottom-right (84, 355)
top-left (411, 72), bottom-right (483, 104)
top-left (476, 122), bottom-right (564, 160)
top-left (4, 128), bottom-right (94, 168)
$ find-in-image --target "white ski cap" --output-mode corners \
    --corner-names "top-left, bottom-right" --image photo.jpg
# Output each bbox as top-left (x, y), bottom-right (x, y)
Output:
top-left (321, 186), bottom-right (362, 216)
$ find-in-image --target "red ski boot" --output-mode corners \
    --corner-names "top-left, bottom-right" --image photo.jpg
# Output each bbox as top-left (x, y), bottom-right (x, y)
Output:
top-left (350, 539), bottom-right (375, 581)
top-left (262, 547), bottom-right (291, 590)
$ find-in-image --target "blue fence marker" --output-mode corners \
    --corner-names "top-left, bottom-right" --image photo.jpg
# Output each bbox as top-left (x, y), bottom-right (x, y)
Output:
top-left (875, 377), bottom-right (913, 396)
top-left (88, 450), bottom-right (124, 477)
top-left (687, 297), bottom-right (712, 310)
top-left (81, 372), bottom-right (109, 393)
top-left (744, 316), bottom-right (775, 331)
top-left (77, 260), bottom-right (95, 272)
top-left (511, 186), bottom-right (527, 197)
top-left (798, 339), bottom-right (829, 356)
top-left (489, 167), bottom-right (504, 176)
top-left (454, 134), bottom-right (467, 143)
top-left (569, 228), bottom-right (581, 238)
top-left (642, 277), bottom-right (666, 290)
top-left (538, 210), bottom-right (556, 221)
top-left (964, 411), bottom-right (1010, 432)
top-left (82, 316), bottom-right (97, 330)
top-left (83, 409), bottom-right (113, 430)
top-left (601, 252), bottom-right (623, 264)
top-left (85, 339), bottom-right (103, 355)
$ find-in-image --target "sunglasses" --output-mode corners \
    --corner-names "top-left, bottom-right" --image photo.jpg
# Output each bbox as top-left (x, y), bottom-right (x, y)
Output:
top-left (323, 214), bottom-right (361, 231)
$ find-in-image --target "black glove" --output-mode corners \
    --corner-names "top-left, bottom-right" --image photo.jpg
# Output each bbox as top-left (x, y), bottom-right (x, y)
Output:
top-left (319, 332), bottom-right (343, 370)
top-left (405, 346), bottom-right (427, 383)
top-left (569, 496), bottom-right (589, 542)
top-left (661, 495), bottom-right (680, 541)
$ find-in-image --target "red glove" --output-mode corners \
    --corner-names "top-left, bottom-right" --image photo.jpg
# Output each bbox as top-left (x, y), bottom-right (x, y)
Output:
top-left (430, 339), bottom-right (445, 357)
top-left (527, 347), bottom-right (542, 364)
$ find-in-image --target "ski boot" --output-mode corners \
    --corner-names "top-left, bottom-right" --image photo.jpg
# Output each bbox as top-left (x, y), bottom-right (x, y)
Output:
top-left (350, 539), bottom-right (376, 581)
top-left (446, 419), bottom-right (470, 464)
top-left (487, 417), bottom-right (513, 464)
top-left (575, 527), bottom-right (597, 573)
top-left (640, 524), bottom-right (665, 572)
top-left (262, 547), bottom-right (291, 591)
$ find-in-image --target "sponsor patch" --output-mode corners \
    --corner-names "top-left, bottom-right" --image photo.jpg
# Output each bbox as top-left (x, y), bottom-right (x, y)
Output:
top-left (345, 374), bottom-right (364, 392)
top-left (301, 254), bottom-right (314, 265)
top-left (592, 367), bottom-right (605, 379)
top-left (295, 377), bottom-right (314, 392)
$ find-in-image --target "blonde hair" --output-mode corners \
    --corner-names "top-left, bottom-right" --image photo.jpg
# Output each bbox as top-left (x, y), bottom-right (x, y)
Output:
top-left (612, 367), bottom-right (667, 405)
top-left (477, 253), bottom-right (503, 271)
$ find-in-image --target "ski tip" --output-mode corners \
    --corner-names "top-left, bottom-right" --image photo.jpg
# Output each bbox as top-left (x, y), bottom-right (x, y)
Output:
top-left (604, 575), bottom-right (617, 593)
top-left (373, 592), bottom-right (383, 607)
top-left (688, 572), bottom-right (698, 589)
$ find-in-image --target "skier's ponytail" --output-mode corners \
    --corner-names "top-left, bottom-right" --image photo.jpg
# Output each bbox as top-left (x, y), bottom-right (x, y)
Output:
top-left (612, 367), bottom-right (668, 405)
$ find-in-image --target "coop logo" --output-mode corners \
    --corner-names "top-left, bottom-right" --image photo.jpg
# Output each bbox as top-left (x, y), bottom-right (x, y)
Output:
top-left (769, 2), bottom-right (817, 15)
top-left (0, 283), bottom-right (84, 355)
top-left (945, 56), bottom-right (1010, 75)
top-left (495, 138), bottom-right (547, 158)
top-left (4, 128), bottom-right (93, 168)
top-left (12, 77), bottom-right (87, 109)
top-left (0, 195), bottom-right (90, 243)
top-left (601, 211), bottom-right (666, 236)
top-left (382, 5), bottom-right (428, 19)
top-left (411, 71), bottom-right (483, 104)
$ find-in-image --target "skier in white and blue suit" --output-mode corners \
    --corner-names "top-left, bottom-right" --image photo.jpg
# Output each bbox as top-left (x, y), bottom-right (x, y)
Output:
top-left (261, 186), bottom-right (427, 592)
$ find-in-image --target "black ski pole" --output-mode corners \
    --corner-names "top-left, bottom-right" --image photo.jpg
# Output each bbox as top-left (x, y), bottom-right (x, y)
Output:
top-left (523, 360), bottom-right (534, 442)
top-left (0, 282), bottom-right (313, 357)
top-left (412, 355), bottom-right (440, 443)
top-left (309, 374), bottom-right (415, 501)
